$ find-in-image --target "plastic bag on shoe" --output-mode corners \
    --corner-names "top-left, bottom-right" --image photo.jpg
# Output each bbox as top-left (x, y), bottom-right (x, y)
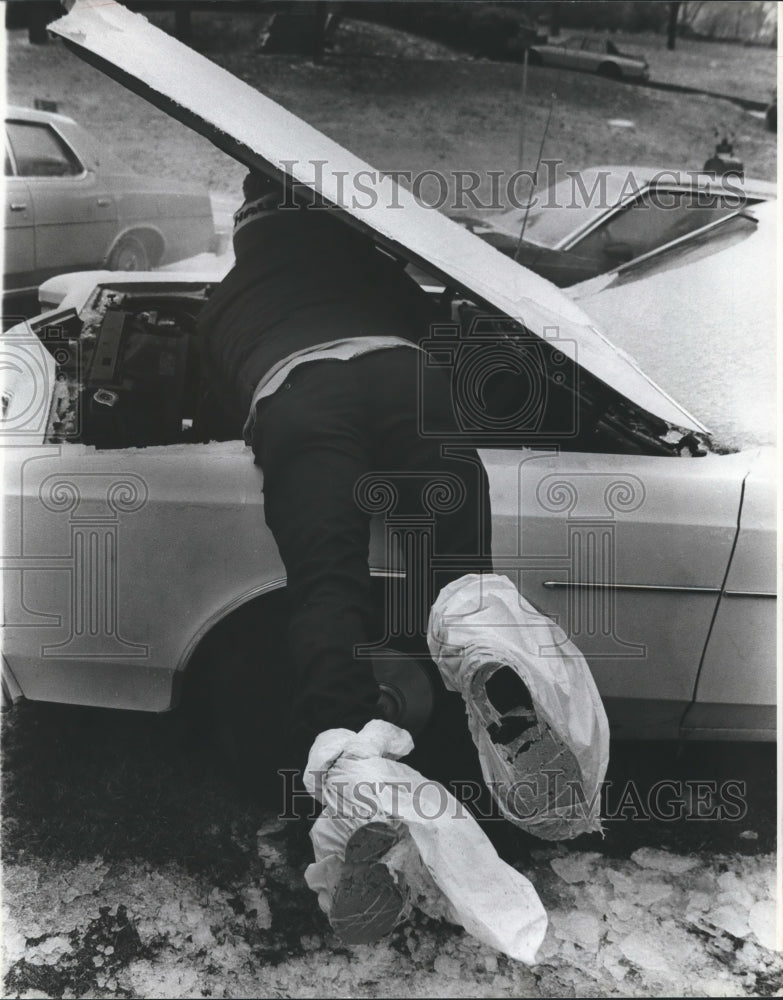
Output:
top-left (427, 574), bottom-right (610, 840)
top-left (304, 719), bottom-right (548, 963)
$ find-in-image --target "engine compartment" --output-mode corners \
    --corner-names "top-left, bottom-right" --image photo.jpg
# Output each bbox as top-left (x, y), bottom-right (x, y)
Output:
top-left (44, 286), bottom-right (222, 447)
top-left (40, 283), bottom-right (709, 456)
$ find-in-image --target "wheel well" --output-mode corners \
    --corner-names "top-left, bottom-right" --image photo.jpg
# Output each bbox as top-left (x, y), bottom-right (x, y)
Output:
top-left (176, 578), bottom-right (437, 735)
top-left (106, 227), bottom-right (165, 267)
top-left (176, 581), bottom-right (469, 789)
top-left (177, 578), bottom-right (421, 707)
top-left (597, 61), bottom-right (621, 78)
top-left (177, 587), bottom-right (288, 710)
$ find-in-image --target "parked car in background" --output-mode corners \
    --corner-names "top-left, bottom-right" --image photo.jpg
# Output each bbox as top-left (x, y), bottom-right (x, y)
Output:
top-left (527, 36), bottom-right (650, 79)
top-left (452, 166), bottom-right (775, 287)
top-left (1, 2), bottom-right (775, 767)
top-left (4, 106), bottom-right (216, 303)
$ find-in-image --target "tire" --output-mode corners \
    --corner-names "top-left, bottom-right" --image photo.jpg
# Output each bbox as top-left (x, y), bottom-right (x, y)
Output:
top-left (597, 61), bottom-right (622, 80)
top-left (107, 234), bottom-right (151, 271)
top-left (182, 589), bottom-right (437, 794)
top-left (527, 49), bottom-right (542, 66)
top-left (182, 594), bottom-right (294, 796)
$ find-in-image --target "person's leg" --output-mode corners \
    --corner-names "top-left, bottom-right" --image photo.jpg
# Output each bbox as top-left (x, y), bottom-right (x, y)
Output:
top-left (360, 348), bottom-right (493, 625)
top-left (252, 361), bottom-right (381, 765)
top-left (358, 348), bottom-right (494, 797)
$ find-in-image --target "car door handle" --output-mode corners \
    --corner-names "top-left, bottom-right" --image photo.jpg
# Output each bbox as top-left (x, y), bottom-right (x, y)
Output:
top-left (96, 197), bottom-right (111, 207)
top-left (9, 202), bottom-right (27, 212)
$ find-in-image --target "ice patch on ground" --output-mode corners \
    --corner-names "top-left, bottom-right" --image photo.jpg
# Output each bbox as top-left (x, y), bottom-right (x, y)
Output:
top-left (630, 847), bottom-right (699, 874)
top-left (3, 830), bottom-right (781, 998)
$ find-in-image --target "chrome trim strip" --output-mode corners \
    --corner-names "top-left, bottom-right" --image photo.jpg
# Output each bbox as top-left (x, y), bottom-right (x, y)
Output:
top-left (542, 580), bottom-right (720, 595)
top-left (542, 581), bottom-right (777, 598)
top-left (724, 590), bottom-right (777, 599)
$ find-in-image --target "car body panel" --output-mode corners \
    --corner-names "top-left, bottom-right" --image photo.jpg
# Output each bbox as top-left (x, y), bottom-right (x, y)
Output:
top-left (2, 435), bottom-right (281, 710)
top-left (680, 448), bottom-right (777, 738)
top-left (569, 204), bottom-right (778, 741)
top-left (481, 447), bottom-right (754, 739)
top-left (570, 200), bottom-right (777, 453)
top-left (4, 105), bottom-right (215, 294)
top-left (4, 174), bottom-right (36, 288)
top-left (1, 300), bottom-right (770, 739)
top-left (0, 370), bottom-right (753, 734)
top-left (48, 0), bottom-right (704, 435)
top-left (23, 174), bottom-right (119, 281)
top-left (37, 267), bottom-right (233, 312)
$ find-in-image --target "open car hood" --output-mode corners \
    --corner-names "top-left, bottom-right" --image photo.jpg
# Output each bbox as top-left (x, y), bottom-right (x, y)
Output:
top-left (50, 0), bottom-right (704, 433)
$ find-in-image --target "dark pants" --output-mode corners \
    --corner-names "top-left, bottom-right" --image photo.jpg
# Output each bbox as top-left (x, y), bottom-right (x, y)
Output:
top-left (251, 347), bottom-right (492, 764)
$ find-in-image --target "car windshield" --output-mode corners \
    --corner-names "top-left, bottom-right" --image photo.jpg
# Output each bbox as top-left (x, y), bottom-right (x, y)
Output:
top-left (610, 212), bottom-right (758, 281)
top-left (497, 171), bottom-right (638, 249)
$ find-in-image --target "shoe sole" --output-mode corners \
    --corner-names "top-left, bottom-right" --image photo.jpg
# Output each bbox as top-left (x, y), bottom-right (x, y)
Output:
top-left (468, 661), bottom-right (582, 821)
top-left (329, 821), bottom-right (407, 945)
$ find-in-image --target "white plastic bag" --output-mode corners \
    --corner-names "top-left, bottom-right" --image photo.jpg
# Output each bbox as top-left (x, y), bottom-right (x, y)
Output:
top-left (427, 574), bottom-right (609, 840)
top-left (304, 719), bottom-right (548, 963)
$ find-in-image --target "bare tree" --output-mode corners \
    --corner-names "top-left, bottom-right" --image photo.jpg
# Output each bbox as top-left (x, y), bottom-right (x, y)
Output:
top-left (678, 1), bottom-right (706, 30)
top-left (549, 0), bottom-right (561, 37)
top-left (667, 0), bottom-right (681, 48)
top-left (678, 1), bottom-right (777, 43)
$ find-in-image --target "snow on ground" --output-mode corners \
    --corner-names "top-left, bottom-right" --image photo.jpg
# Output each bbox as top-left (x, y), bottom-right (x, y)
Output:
top-left (3, 822), bottom-right (780, 999)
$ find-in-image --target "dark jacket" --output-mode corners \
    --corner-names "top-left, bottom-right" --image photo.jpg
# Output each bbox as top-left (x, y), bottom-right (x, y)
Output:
top-left (197, 205), bottom-right (438, 428)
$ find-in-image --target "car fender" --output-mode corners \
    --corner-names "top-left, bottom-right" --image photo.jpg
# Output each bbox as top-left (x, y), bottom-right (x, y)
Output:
top-left (681, 447), bottom-right (777, 740)
top-left (171, 562), bottom-right (406, 708)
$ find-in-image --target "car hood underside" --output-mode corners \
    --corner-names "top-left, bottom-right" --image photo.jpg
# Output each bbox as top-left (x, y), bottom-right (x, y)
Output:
top-left (50, 0), bottom-right (704, 435)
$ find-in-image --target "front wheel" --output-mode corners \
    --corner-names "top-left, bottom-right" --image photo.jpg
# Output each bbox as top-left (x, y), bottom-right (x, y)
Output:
top-left (107, 234), bottom-right (151, 271)
top-left (597, 61), bottom-right (622, 79)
